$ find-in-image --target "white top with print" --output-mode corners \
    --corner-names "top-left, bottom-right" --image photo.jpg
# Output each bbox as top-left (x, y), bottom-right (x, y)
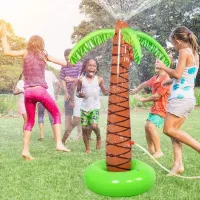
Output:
top-left (169, 49), bottom-right (199, 100)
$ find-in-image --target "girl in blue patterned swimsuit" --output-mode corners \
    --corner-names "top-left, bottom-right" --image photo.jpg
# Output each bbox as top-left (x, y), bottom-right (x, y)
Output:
top-left (156, 26), bottom-right (199, 175)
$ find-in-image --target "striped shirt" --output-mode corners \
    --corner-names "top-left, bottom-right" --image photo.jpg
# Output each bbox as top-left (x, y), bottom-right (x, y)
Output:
top-left (60, 62), bottom-right (82, 92)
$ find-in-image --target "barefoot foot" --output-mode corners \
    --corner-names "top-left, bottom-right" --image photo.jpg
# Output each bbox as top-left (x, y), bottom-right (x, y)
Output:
top-left (21, 153), bottom-right (35, 161)
top-left (153, 151), bottom-right (164, 159)
top-left (56, 144), bottom-right (71, 152)
top-left (167, 165), bottom-right (184, 176)
top-left (96, 140), bottom-right (102, 150)
top-left (84, 149), bottom-right (91, 154)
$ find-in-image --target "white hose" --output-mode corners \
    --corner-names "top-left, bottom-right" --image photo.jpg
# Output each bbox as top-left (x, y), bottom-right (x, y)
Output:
top-left (134, 143), bottom-right (200, 179)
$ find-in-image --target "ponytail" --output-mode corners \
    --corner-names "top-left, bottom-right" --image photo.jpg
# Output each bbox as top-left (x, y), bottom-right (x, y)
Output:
top-left (188, 33), bottom-right (199, 54)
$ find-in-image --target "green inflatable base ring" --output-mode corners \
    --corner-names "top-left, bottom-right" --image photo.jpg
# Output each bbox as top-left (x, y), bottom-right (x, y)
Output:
top-left (84, 159), bottom-right (156, 197)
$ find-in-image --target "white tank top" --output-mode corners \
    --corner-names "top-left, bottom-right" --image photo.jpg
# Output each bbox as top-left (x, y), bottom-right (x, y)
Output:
top-left (80, 75), bottom-right (101, 111)
top-left (169, 48), bottom-right (199, 100)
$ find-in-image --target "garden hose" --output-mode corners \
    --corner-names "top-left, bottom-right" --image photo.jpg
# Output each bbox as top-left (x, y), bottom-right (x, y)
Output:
top-left (134, 142), bottom-right (200, 179)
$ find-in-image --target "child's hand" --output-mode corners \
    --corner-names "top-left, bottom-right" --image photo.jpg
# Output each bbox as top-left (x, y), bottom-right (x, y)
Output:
top-left (77, 90), bottom-right (85, 98)
top-left (69, 101), bottom-right (75, 108)
top-left (155, 59), bottom-right (165, 70)
top-left (64, 92), bottom-right (70, 102)
top-left (134, 94), bottom-right (143, 102)
top-left (130, 88), bottom-right (138, 95)
top-left (65, 76), bottom-right (74, 82)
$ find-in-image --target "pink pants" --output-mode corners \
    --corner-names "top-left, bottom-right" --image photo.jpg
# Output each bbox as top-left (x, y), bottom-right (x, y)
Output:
top-left (24, 86), bottom-right (61, 131)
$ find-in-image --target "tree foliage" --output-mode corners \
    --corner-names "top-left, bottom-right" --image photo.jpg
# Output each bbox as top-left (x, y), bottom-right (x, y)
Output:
top-left (71, 0), bottom-right (200, 88)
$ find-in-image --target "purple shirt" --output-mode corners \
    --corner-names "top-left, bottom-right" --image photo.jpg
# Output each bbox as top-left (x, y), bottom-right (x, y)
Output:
top-left (23, 52), bottom-right (47, 89)
top-left (60, 62), bottom-right (82, 92)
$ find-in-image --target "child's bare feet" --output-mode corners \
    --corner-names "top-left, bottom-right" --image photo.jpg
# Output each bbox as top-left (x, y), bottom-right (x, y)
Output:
top-left (21, 153), bottom-right (35, 161)
top-left (167, 165), bottom-right (184, 176)
top-left (84, 149), bottom-right (91, 154)
top-left (153, 151), bottom-right (164, 159)
top-left (56, 144), bottom-right (71, 152)
top-left (96, 139), bottom-right (102, 150)
top-left (148, 146), bottom-right (155, 154)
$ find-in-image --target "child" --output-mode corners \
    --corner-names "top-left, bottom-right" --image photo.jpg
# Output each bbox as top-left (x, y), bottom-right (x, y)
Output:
top-left (155, 26), bottom-right (199, 175)
top-left (13, 73), bottom-right (27, 131)
top-left (62, 60), bottom-right (87, 144)
top-left (37, 69), bottom-right (60, 141)
top-left (132, 60), bottom-right (171, 158)
top-left (1, 24), bottom-right (70, 160)
top-left (77, 58), bottom-right (109, 154)
top-left (60, 49), bottom-right (83, 142)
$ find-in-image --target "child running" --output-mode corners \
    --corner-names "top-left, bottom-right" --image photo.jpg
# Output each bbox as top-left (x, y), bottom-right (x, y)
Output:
top-left (132, 60), bottom-right (171, 158)
top-left (155, 26), bottom-right (199, 175)
top-left (77, 58), bottom-right (109, 154)
top-left (1, 24), bottom-right (70, 160)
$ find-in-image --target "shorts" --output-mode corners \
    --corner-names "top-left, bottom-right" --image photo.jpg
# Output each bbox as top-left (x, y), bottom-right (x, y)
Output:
top-left (81, 109), bottom-right (100, 126)
top-left (147, 113), bottom-right (164, 128)
top-left (73, 98), bottom-right (82, 117)
top-left (65, 101), bottom-right (73, 116)
top-left (167, 98), bottom-right (195, 118)
top-left (18, 100), bottom-right (26, 115)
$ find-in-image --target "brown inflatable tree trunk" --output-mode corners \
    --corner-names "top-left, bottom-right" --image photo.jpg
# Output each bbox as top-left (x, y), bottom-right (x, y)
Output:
top-left (106, 21), bottom-right (134, 172)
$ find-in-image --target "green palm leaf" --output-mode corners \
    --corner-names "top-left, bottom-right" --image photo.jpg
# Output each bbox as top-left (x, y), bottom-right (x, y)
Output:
top-left (121, 28), bottom-right (142, 64)
top-left (122, 28), bottom-right (171, 67)
top-left (69, 29), bottom-right (115, 64)
top-left (135, 30), bottom-right (171, 67)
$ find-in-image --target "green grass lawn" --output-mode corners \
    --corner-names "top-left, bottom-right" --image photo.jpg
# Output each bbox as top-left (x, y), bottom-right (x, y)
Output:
top-left (0, 109), bottom-right (200, 200)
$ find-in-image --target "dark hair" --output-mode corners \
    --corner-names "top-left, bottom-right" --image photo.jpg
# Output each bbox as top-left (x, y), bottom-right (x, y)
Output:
top-left (64, 49), bottom-right (71, 57)
top-left (81, 58), bottom-right (99, 75)
top-left (170, 26), bottom-right (199, 54)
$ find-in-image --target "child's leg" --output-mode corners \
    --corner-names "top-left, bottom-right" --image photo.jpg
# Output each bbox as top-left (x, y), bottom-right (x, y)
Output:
top-left (145, 121), bottom-right (163, 158)
top-left (145, 122), bottom-right (155, 154)
top-left (168, 138), bottom-right (184, 175)
top-left (22, 113), bottom-right (27, 131)
top-left (62, 116), bottom-right (80, 143)
top-left (82, 126), bottom-right (91, 153)
top-left (62, 101), bottom-right (73, 143)
top-left (91, 123), bottom-right (102, 149)
top-left (166, 116), bottom-right (185, 175)
top-left (76, 122), bottom-right (82, 140)
top-left (164, 113), bottom-right (200, 153)
top-left (81, 109), bottom-right (91, 153)
top-left (90, 109), bottom-right (101, 149)
top-left (22, 96), bottom-right (37, 160)
top-left (38, 88), bottom-right (69, 152)
top-left (38, 103), bottom-right (45, 139)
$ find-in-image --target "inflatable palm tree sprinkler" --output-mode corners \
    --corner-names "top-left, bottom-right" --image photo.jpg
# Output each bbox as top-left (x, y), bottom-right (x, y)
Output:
top-left (69, 20), bottom-right (171, 197)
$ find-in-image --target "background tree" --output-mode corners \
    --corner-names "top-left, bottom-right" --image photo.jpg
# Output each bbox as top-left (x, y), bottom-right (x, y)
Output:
top-left (72, 0), bottom-right (200, 88)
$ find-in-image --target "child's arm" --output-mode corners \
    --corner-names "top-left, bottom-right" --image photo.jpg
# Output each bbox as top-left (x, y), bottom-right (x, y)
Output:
top-left (76, 78), bottom-right (85, 98)
top-left (68, 80), bottom-right (78, 107)
top-left (47, 55), bottom-right (68, 67)
top-left (13, 86), bottom-right (23, 95)
top-left (1, 25), bottom-right (26, 57)
top-left (99, 77), bottom-right (109, 95)
top-left (134, 93), bottom-right (161, 103)
top-left (60, 80), bottom-right (70, 102)
top-left (54, 81), bottom-right (61, 100)
top-left (131, 81), bottom-right (148, 94)
top-left (155, 50), bottom-right (187, 79)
